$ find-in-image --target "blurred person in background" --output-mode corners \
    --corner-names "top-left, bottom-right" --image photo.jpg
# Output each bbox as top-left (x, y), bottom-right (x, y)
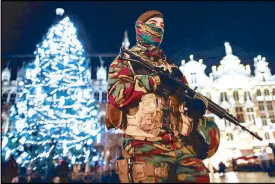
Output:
top-left (2, 155), bottom-right (19, 183)
top-left (218, 161), bottom-right (226, 176)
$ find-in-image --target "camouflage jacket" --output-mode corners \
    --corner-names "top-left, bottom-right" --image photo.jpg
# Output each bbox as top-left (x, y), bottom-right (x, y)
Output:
top-left (107, 44), bottom-right (220, 159)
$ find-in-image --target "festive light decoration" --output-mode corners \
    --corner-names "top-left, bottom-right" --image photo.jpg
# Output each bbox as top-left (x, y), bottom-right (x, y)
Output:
top-left (2, 16), bottom-right (101, 170)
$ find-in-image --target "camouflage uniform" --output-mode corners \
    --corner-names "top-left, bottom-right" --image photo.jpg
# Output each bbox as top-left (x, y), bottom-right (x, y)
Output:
top-left (107, 12), bottom-right (220, 183)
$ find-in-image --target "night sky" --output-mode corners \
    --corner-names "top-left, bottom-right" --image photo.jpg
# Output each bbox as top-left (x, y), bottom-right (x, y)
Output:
top-left (2, 1), bottom-right (275, 79)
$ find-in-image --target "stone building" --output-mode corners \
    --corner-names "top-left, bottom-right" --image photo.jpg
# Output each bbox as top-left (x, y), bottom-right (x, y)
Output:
top-left (180, 42), bottom-right (275, 168)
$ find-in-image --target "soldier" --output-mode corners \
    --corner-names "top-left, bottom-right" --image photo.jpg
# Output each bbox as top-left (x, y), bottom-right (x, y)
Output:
top-left (106, 10), bottom-right (220, 183)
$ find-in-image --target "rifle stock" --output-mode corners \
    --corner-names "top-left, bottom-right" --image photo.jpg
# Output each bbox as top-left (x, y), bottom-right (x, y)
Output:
top-left (119, 46), bottom-right (263, 141)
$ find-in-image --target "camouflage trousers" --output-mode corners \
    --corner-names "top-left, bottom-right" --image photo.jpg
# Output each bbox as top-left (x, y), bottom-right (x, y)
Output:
top-left (117, 134), bottom-right (210, 183)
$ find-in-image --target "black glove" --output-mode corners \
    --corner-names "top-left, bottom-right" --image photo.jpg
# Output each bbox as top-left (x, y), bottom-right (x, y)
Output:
top-left (185, 93), bottom-right (208, 119)
top-left (170, 66), bottom-right (183, 80)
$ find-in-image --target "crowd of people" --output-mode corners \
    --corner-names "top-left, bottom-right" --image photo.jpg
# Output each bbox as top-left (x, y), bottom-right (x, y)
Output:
top-left (2, 155), bottom-right (229, 183)
top-left (2, 155), bottom-right (120, 183)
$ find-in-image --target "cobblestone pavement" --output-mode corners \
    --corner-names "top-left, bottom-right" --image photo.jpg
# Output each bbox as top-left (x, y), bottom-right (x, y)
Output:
top-left (210, 172), bottom-right (275, 183)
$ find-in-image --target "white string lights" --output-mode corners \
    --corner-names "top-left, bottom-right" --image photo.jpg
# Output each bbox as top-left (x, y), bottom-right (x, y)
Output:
top-left (2, 16), bottom-right (101, 169)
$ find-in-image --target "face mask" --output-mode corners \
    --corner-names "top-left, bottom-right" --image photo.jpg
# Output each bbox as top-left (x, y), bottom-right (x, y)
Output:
top-left (135, 21), bottom-right (164, 47)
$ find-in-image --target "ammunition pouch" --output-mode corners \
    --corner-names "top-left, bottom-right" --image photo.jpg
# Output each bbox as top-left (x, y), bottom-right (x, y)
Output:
top-left (116, 158), bottom-right (131, 183)
top-left (116, 157), bottom-right (169, 183)
top-left (125, 94), bottom-right (163, 137)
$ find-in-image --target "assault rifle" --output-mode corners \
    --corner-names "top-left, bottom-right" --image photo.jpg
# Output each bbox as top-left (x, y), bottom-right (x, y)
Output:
top-left (119, 46), bottom-right (263, 141)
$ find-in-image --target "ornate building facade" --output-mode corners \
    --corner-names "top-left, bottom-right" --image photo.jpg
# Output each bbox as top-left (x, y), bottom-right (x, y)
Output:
top-left (180, 42), bottom-right (275, 168)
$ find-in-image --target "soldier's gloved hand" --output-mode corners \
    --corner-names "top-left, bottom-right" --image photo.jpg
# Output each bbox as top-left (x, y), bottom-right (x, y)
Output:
top-left (186, 93), bottom-right (208, 119)
top-left (170, 66), bottom-right (183, 80)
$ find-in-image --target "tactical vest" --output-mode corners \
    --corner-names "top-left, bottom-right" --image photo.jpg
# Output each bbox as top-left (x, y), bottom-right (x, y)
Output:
top-left (125, 93), bottom-right (187, 138)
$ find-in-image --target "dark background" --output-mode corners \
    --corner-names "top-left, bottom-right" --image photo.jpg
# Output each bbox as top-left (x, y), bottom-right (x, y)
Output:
top-left (2, 1), bottom-right (275, 79)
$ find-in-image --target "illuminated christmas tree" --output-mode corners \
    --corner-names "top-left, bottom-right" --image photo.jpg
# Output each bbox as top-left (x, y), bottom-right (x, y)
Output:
top-left (2, 10), bottom-right (101, 171)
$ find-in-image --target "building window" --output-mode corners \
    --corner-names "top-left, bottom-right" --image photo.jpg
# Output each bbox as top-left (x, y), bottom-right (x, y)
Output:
top-left (248, 92), bottom-right (252, 100)
top-left (267, 101), bottom-right (273, 110)
top-left (252, 114), bottom-right (256, 124)
top-left (235, 107), bottom-right (244, 122)
top-left (244, 92), bottom-right (252, 101)
top-left (237, 114), bottom-right (245, 122)
top-left (225, 92), bottom-right (228, 102)
top-left (224, 109), bottom-right (230, 126)
top-left (248, 114), bottom-right (255, 124)
top-left (94, 91), bottom-right (100, 102)
top-left (264, 89), bottom-right (270, 96)
top-left (261, 115), bottom-right (267, 126)
top-left (226, 133), bottom-right (233, 141)
top-left (1, 93), bottom-right (8, 105)
top-left (265, 132), bottom-right (270, 140)
top-left (225, 120), bottom-right (231, 127)
top-left (233, 91), bottom-right (239, 102)
top-left (191, 73), bottom-right (196, 83)
top-left (9, 93), bottom-right (17, 104)
top-left (258, 101), bottom-right (265, 111)
top-left (102, 91), bottom-right (107, 103)
top-left (2, 78), bottom-right (7, 83)
top-left (224, 119), bottom-right (228, 127)
top-left (256, 89), bottom-right (261, 96)
top-left (269, 113), bottom-right (275, 122)
top-left (273, 89), bottom-right (275, 95)
top-left (221, 92), bottom-right (228, 102)
top-left (273, 132), bottom-right (275, 139)
top-left (236, 107), bottom-right (243, 112)
top-left (248, 114), bottom-right (251, 121)
top-left (247, 108), bottom-right (255, 124)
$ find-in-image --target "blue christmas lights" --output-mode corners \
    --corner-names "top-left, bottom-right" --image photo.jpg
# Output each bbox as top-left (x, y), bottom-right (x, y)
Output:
top-left (2, 16), bottom-right (101, 169)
